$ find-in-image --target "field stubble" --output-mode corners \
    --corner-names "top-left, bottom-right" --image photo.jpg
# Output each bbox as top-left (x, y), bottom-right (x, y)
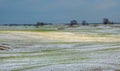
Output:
top-left (0, 25), bottom-right (120, 71)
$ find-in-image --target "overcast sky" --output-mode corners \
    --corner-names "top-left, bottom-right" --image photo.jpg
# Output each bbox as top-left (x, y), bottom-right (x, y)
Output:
top-left (0, 0), bottom-right (120, 24)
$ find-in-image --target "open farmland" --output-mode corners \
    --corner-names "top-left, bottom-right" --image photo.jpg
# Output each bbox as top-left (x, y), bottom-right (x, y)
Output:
top-left (0, 25), bottom-right (120, 71)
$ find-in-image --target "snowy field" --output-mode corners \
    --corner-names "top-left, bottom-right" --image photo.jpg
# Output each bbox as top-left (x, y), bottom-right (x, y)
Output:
top-left (0, 24), bottom-right (120, 71)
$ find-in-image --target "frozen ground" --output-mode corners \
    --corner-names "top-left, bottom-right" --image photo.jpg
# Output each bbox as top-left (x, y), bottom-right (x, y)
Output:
top-left (0, 25), bottom-right (120, 71)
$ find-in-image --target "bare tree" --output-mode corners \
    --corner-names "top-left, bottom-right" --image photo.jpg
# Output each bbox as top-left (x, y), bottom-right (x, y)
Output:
top-left (103, 18), bottom-right (110, 24)
top-left (36, 22), bottom-right (44, 28)
top-left (82, 20), bottom-right (88, 25)
top-left (70, 20), bottom-right (78, 27)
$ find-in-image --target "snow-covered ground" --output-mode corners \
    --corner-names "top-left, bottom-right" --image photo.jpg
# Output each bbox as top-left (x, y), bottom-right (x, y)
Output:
top-left (0, 25), bottom-right (120, 71)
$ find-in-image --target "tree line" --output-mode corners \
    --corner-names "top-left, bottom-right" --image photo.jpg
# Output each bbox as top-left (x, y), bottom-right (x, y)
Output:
top-left (0, 18), bottom-right (119, 27)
